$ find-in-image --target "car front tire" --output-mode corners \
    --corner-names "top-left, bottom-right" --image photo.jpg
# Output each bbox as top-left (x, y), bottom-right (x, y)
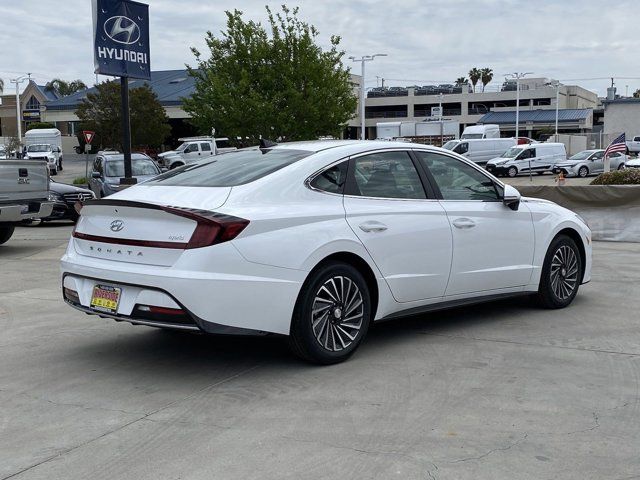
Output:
top-left (618, 163), bottom-right (625, 170)
top-left (578, 166), bottom-right (588, 178)
top-left (535, 235), bottom-right (582, 309)
top-left (289, 261), bottom-right (371, 364)
top-left (507, 166), bottom-right (518, 178)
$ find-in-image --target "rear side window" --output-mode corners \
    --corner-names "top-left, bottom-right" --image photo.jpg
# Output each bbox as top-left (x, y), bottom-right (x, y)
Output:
top-left (200, 143), bottom-right (212, 152)
top-left (146, 149), bottom-right (313, 187)
top-left (310, 162), bottom-right (348, 194)
top-left (348, 151), bottom-right (426, 199)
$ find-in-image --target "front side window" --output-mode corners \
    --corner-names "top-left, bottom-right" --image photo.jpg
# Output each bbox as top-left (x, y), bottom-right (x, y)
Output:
top-left (592, 152), bottom-right (604, 160)
top-left (349, 151), bottom-right (426, 199)
top-left (416, 151), bottom-right (500, 201)
top-left (147, 148), bottom-right (313, 187)
top-left (517, 149), bottom-right (535, 159)
top-left (185, 144), bottom-right (199, 153)
top-left (453, 142), bottom-right (469, 154)
top-left (310, 162), bottom-right (348, 194)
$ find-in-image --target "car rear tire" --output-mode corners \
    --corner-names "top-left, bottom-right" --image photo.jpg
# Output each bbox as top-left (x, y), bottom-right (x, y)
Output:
top-left (289, 261), bottom-right (371, 364)
top-left (507, 166), bottom-right (518, 178)
top-left (0, 226), bottom-right (15, 245)
top-left (535, 235), bottom-right (582, 309)
top-left (578, 166), bottom-right (588, 178)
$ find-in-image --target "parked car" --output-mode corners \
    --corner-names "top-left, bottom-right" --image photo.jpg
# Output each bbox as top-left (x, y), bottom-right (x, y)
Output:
top-left (157, 137), bottom-right (237, 170)
top-left (553, 150), bottom-right (626, 177)
top-left (625, 135), bottom-right (640, 155)
top-left (625, 157), bottom-right (640, 168)
top-left (486, 143), bottom-right (567, 177)
top-left (43, 181), bottom-right (95, 222)
top-left (24, 128), bottom-right (64, 168)
top-left (88, 153), bottom-right (161, 198)
top-left (0, 159), bottom-right (53, 245)
top-left (460, 124), bottom-right (500, 139)
top-left (24, 144), bottom-right (63, 175)
top-left (62, 140), bottom-right (592, 364)
top-left (442, 138), bottom-right (516, 165)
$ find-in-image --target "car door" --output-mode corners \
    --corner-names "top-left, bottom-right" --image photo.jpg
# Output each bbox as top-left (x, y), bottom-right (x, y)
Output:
top-left (343, 150), bottom-right (453, 303)
top-left (590, 151), bottom-right (604, 173)
top-left (200, 142), bottom-right (214, 157)
top-left (183, 143), bottom-right (201, 163)
top-left (415, 150), bottom-right (535, 296)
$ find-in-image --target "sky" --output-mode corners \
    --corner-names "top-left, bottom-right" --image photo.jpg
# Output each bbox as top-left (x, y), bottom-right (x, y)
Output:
top-left (1, 0), bottom-right (638, 97)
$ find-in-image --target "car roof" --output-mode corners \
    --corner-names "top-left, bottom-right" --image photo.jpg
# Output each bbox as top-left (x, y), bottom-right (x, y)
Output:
top-left (101, 153), bottom-right (151, 160)
top-left (271, 139), bottom-right (444, 154)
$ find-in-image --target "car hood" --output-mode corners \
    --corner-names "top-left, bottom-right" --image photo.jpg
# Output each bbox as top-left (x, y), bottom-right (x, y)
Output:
top-left (556, 160), bottom-right (582, 167)
top-left (157, 150), bottom-right (178, 158)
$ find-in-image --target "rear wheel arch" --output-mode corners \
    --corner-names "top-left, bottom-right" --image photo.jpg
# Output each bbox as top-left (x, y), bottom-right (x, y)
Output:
top-left (302, 252), bottom-right (379, 322)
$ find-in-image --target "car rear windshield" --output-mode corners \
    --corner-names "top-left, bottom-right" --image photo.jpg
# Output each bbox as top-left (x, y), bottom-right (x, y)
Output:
top-left (146, 148), bottom-right (313, 187)
top-left (106, 159), bottom-right (159, 177)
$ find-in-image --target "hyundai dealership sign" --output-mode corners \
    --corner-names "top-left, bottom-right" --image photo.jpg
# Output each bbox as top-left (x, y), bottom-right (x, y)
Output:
top-left (92, 0), bottom-right (150, 79)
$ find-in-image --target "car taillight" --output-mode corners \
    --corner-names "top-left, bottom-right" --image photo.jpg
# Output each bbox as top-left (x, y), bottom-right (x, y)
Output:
top-left (163, 206), bottom-right (249, 249)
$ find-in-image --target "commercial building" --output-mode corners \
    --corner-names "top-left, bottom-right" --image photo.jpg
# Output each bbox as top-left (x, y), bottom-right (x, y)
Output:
top-left (356, 77), bottom-right (598, 139)
top-left (0, 80), bottom-right (59, 138)
top-left (602, 98), bottom-right (640, 139)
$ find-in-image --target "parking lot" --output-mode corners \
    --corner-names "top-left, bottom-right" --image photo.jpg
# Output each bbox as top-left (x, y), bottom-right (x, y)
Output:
top-left (1, 223), bottom-right (639, 479)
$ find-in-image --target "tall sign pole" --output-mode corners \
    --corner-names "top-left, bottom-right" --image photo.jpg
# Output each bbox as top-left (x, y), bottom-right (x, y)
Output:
top-left (92, 0), bottom-right (150, 186)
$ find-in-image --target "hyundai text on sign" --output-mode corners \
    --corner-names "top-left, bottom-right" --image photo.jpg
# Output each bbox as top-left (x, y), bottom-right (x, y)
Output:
top-left (92, 0), bottom-right (150, 79)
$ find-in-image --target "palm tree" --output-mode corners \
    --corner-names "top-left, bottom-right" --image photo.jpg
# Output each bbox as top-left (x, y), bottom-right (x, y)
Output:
top-left (468, 68), bottom-right (481, 93)
top-left (455, 77), bottom-right (468, 86)
top-left (44, 78), bottom-right (87, 97)
top-left (480, 68), bottom-right (494, 92)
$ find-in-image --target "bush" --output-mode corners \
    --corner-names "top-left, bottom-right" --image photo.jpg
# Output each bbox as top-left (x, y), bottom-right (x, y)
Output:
top-left (591, 169), bottom-right (640, 185)
top-left (72, 177), bottom-right (87, 185)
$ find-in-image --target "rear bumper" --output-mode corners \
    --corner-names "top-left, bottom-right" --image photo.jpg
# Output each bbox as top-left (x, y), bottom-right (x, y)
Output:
top-left (0, 201), bottom-right (54, 223)
top-left (60, 241), bottom-right (305, 335)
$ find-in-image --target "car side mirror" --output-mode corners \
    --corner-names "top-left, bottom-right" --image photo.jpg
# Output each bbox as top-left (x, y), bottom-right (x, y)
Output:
top-left (91, 171), bottom-right (101, 178)
top-left (502, 184), bottom-right (521, 211)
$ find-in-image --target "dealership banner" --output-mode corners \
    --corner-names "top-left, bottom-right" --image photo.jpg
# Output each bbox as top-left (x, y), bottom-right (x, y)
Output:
top-left (92, 0), bottom-right (150, 79)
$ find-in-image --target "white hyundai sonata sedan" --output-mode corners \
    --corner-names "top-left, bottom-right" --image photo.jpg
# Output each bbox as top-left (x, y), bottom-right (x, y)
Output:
top-left (61, 140), bottom-right (592, 364)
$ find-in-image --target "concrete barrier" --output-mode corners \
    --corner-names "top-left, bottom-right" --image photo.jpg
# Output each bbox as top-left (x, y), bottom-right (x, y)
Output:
top-left (517, 185), bottom-right (640, 242)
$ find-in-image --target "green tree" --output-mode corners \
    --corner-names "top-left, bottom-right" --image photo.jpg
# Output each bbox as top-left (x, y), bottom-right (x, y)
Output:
top-left (633, 89), bottom-right (640, 98)
top-left (480, 68), bottom-right (494, 92)
top-left (468, 68), bottom-right (481, 93)
top-left (0, 78), bottom-right (4, 94)
top-left (44, 78), bottom-right (87, 97)
top-left (76, 81), bottom-right (170, 149)
top-left (184, 5), bottom-right (357, 143)
top-left (455, 77), bottom-right (468, 86)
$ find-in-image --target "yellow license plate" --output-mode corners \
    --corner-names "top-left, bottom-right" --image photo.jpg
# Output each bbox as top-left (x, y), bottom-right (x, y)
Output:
top-left (90, 285), bottom-right (121, 314)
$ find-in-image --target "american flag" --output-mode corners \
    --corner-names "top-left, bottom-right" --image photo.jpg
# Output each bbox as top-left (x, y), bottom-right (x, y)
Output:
top-left (604, 133), bottom-right (627, 157)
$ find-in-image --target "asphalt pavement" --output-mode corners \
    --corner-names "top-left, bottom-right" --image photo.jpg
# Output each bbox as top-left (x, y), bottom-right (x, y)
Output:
top-left (1, 225), bottom-right (639, 479)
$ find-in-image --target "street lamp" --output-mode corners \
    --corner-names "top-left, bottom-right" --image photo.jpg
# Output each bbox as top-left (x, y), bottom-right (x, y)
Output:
top-left (349, 54), bottom-right (387, 140)
top-left (9, 74), bottom-right (30, 148)
top-left (506, 72), bottom-right (533, 139)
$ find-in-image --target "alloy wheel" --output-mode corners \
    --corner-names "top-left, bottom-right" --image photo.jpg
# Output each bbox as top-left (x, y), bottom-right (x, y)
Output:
top-left (311, 275), bottom-right (364, 352)
top-left (550, 245), bottom-right (579, 300)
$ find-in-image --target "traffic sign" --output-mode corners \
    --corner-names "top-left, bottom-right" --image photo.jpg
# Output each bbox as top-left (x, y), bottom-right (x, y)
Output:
top-left (83, 131), bottom-right (96, 144)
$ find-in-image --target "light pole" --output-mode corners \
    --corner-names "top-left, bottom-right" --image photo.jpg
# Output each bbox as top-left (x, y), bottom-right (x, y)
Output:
top-left (546, 80), bottom-right (561, 137)
top-left (10, 75), bottom-right (30, 149)
top-left (350, 54), bottom-right (387, 140)
top-left (507, 72), bottom-right (532, 139)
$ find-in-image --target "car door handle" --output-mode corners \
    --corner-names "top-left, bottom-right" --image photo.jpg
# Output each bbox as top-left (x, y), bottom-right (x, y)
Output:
top-left (359, 221), bottom-right (388, 233)
top-left (452, 218), bottom-right (476, 229)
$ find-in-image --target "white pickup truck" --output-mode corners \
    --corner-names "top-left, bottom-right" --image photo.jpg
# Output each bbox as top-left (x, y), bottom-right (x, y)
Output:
top-left (0, 160), bottom-right (54, 245)
top-left (156, 137), bottom-right (237, 169)
top-left (625, 136), bottom-right (640, 155)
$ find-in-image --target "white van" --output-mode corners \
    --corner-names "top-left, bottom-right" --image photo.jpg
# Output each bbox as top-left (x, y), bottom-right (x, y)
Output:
top-left (485, 142), bottom-right (567, 177)
top-left (461, 124), bottom-right (500, 139)
top-left (442, 138), bottom-right (516, 165)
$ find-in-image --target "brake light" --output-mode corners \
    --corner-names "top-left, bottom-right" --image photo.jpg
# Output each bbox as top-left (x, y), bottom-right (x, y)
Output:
top-left (72, 204), bottom-right (249, 249)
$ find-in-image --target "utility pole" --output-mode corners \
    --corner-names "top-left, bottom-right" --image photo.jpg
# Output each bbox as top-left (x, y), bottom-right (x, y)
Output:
top-left (506, 72), bottom-right (533, 140)
top-left (9, 75), bottom-right (30, 153)
top-left (349, 54), bottom-right (387, 140)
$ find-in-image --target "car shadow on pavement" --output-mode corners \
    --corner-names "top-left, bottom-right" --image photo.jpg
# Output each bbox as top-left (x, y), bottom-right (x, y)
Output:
top-left (61, 295), bottom-right (570, 373)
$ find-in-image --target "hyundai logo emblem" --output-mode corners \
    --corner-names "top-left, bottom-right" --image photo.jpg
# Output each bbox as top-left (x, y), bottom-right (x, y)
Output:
top-left (104, 16), bottom-right (141, 45)
top-left (110, 220), bottom-right (125, 232)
